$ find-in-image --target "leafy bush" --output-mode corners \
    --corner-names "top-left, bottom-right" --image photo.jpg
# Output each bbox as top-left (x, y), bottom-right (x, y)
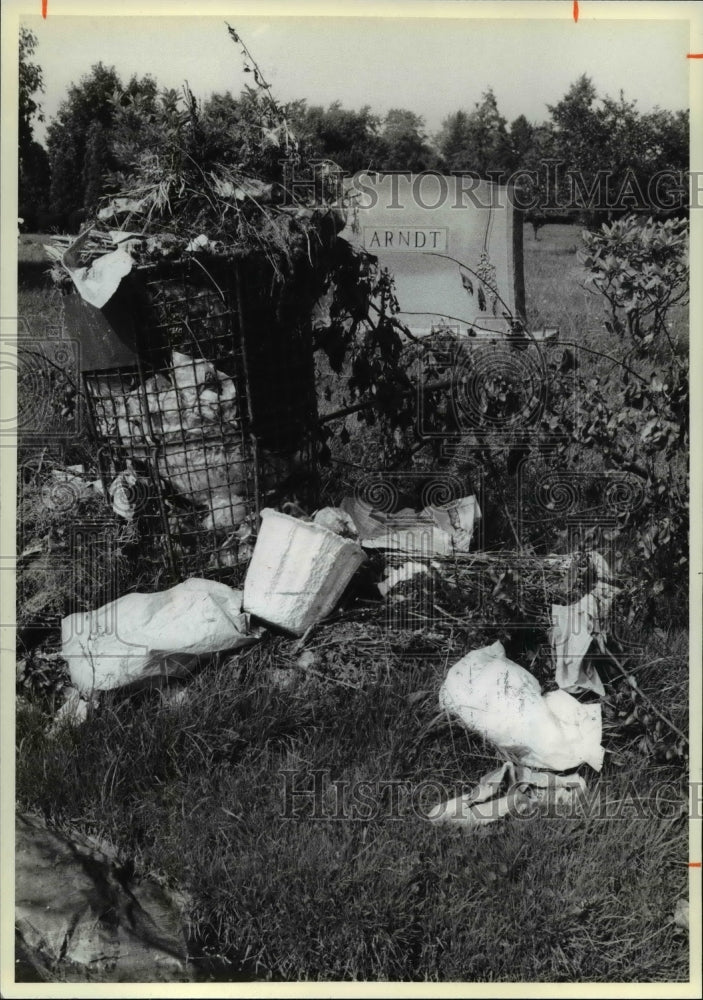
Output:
top-left (534, 216), bottom-right (689, 626)
top-left (580, 215), bottom-right (688, 353)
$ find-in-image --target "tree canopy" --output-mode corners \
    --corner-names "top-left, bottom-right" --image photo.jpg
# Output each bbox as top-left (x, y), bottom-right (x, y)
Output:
top-left (25, 48), bottom-right (690, 233)
top-left (18, 27), bottom-right (50, 229)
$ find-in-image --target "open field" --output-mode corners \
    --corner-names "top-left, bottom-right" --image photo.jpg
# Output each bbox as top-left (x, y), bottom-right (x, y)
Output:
top-left (14, 225), bottom-right (690, 982)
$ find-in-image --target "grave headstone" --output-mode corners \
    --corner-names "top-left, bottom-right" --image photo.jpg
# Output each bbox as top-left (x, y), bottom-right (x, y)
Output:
top-left (339, 172), bottom-right (524, 338)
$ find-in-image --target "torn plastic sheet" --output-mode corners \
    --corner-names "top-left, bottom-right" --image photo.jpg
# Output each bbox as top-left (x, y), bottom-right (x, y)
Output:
top-left (440, 641), bottom-right (604, 772)
top-left (45, 228), bottom-right (137, 308)
top-left (96, 196), bottom-right (149, 220)
top-left (15, 814), bottom-right (189, 982)
top-left (65, 246), bottom-right (134, 309)
top-left (427, 762), bottom-right (587, 828)
top-left (550, 579), bottom-right (620, 697)
top-left (342, 494), bottom-right (480, 556)
top-left (62, 579), bottom-right (263, 694)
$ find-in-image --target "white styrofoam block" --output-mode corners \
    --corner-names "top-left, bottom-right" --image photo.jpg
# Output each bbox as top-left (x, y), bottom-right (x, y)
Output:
top-left (243, 509), bottom-right (366, 635)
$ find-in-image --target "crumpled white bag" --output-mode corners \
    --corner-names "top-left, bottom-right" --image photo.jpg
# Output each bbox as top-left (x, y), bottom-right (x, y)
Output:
top-left (439, 641), bottom-right (604, 771)
top-left (62, 579), bottom-right (262, 694)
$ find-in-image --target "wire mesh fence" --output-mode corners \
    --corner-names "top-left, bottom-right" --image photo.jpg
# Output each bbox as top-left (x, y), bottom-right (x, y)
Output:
top-left (69, 254), bottom-right (319, 587)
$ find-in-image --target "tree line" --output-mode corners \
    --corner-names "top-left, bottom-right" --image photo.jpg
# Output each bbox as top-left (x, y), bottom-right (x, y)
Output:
top-left (19, 26), bottom-right (689, 233)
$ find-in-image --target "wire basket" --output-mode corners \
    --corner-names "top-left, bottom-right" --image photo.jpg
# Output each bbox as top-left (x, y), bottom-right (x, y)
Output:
top-left (66, 254), bottom-right (319, 586)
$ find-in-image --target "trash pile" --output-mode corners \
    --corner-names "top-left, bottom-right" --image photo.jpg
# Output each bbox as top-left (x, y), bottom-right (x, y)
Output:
top-left (88, 350), bottom-right (254, 548)
top-left (57, 494), bottom-right (484, 697)
top-left (57, 487), bottom-right (618, 830)
top-left (44, 98), bottom-right (353, 581)
top-left (56, 499), bottom-right (620, 840)
top-left (35, 247), bottom-right (624, 828)
top-left (89, 351), bottom-right (239, 444)
top-left (52, 222), bottom-right (325, 580)
top-left (40, 63), bottom-right (626, 842)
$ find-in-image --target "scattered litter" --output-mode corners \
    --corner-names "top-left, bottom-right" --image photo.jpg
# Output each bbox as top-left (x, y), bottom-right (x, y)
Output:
top-left (96, 196), bottom-right (148, 220)
top-left (243, 508), bottom-right (366, 635)
top-left (185, 233), bottom-right (214, 252)
top-left (364, 519), bottom-right (455, 556)
top-left (47, 687), bottom-right (89, 736)
top-left (108, 467), bottom-right (146, 521)
top-left (63, 244), bottom-right (134, 309)
top-left (311, 285), bottom-right (334, 331)
top-left (62, 578), bottom-right (263, 694)
top-left (439, 640), bottom-right (604, 772)
top-left (208, 174), bottom-right (274, 203)
top-left (312, 506), bottom-right (360, 540)
top-left (159, 686), bottom-right (191, 710)
top-left (425, 495), bottom-right (480, 542)
top-left (234, 519), bottom-right (257, 563)
top-left (550, 578), bottom-right (619, 696)
top-left (296, 649), bottom-right (318, 671)
top-left (427, 762), bottom-right (586, 829)
top-left (378, 560), bottom-right (431, 598)
top-left (343, 493), bottom-right (481, 556)
top-left (340, 496), bottom-right (386, 540)
top-left (45, 469), bottom-right (97, 504)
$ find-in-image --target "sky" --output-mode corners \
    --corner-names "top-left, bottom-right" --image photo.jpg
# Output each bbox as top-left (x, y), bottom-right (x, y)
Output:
top-left (21, 11), bottom-right (691, 146)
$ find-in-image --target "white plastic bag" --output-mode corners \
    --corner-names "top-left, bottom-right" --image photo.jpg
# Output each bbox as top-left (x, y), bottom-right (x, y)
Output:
top-left (550, 580), bottom-right (619, 696)
top-left (62, 579), bottom-right (261, 694)
top-left (65, 246), bottom-right (134, 309)
top-left (439, 641), bottom-right (603, 771)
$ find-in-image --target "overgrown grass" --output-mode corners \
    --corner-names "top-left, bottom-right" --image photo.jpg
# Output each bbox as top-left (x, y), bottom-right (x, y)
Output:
top-left (524, 223), bottom-right (688, 363)
top-left (16, 619), bottom-right (689, 982)
top-left (15, 230), bottom-right (691, 982)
